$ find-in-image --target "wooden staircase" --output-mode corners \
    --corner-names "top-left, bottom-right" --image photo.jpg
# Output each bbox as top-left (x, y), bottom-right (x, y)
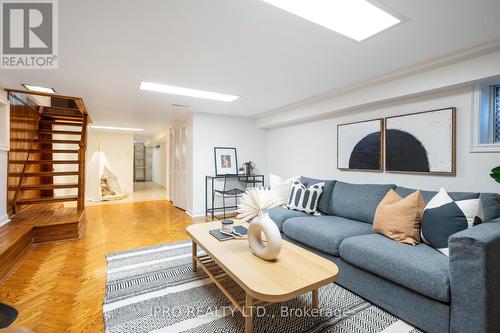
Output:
top-left (7, 91), bottom-right (89, 214)
top-left (0, 89), bottom-right (91, 281)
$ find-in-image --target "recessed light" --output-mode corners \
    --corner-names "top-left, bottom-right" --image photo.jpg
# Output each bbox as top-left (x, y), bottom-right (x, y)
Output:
top-left (91, 125), bottom-right (144, 132)
top-left (22, 84), bottom-right (57, 94)
top-left (261, 0), bottom-right (400, 42)
top-left (139, 81), bottom-right (239, 102)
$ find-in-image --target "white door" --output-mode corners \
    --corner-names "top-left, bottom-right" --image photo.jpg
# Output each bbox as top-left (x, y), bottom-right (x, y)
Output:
top-left (170, 125), bottom-right (188, 210)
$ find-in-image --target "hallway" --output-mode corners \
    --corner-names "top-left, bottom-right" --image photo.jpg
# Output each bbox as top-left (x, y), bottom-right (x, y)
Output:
top-left (86, 181), bottom-right (168, 206)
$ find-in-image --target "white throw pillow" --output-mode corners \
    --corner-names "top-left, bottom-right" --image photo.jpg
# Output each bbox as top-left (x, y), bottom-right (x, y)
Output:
top-left (286, 180), bottom-right (325, 215)
top-left (269, 174), bottom-right (298, 205)
top-left (425, 187), bottom-right (453, 210)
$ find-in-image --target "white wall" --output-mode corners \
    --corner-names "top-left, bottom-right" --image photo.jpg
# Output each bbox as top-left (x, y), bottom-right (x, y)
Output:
top-left (190, 113), bottom-right (267, 216)
top-left (152, 143), bottom-right (167, 187)
top-left (267, 86), bottom-right (500, 193)
top-left (0, 90), bottom-right (9, 226)
top-left (85, 131), bottom-right (134, 201)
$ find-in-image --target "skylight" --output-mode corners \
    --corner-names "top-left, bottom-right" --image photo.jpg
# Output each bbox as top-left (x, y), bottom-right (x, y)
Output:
top-left (91, 125), bottom-right (144, 132)
top-left (139, 82), bottom-right (239, 102)
top-left (22, 84), bottom-right (57, 94)
top-left (261, 0), bottom-right (400, 41)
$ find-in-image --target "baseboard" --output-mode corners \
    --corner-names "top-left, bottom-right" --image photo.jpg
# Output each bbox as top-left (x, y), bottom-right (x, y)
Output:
top-left (0, 214), bottom-right (10, 227)
top-left (185, 211), bottom-right (205, 218)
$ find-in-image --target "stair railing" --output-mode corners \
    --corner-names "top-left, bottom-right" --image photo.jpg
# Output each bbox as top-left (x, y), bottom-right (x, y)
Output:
top-left (77, 114), bottom-right (88, 210)
top-left (8, 91), bottom-right (44, 214)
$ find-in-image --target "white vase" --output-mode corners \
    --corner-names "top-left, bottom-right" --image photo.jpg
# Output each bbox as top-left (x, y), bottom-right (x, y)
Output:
top-left (248, 212), bottom-right (282, 261)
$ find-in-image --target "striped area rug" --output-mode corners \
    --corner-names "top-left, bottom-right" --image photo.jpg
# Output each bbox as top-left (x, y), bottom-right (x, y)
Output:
top-left (104, 241), bottom-right (423, 333)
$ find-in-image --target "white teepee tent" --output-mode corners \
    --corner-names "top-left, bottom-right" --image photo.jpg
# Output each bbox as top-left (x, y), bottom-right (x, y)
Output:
top-left (87, 148), bottom-right (128, 201)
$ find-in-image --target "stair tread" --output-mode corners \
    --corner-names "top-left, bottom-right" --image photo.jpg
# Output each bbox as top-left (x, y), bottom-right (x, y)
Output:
top-left (0, 224), bottom-right (32, 253)
top-left (16, 195), bottom-right (79, 205)
top-left (39, 121), bottom-right (83, 126)
top-left (10, 183), bottom-right (79, 191)
top-left (12, 138), bottom-right (81, 143)
top-left (42, 114), bottom-right (83, 119)
top-left (35, 139), bottom-right (80, 143)
top-left (38, 130), bottom-right (82, 135)
top-left (9, 149), bottom-right (79, 153)
top-left (44, 106), bottom-right (81, 112)
top-left (10, 160), bottom-right (79, 164)
top-left (9, 171), bottom-right (79, 177)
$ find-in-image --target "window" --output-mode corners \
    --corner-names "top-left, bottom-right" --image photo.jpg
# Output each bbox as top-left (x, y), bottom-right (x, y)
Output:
top-left (471, 84), bottom-right (500, 152)
top-left (494, 85), bottom-right (500, 143)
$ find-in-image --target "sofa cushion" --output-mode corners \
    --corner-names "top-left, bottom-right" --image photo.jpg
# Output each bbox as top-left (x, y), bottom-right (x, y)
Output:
top-left (300, 176), bottom-right (336, 214)
top-left (373, 189), bottom-right (425, 245)
top-left (328, 181), bottom-right (396, 223)
top-left (339, 234), bottom-right (450, 302)
top-left (476, 193), bottom-right (500, 222)
top-left (282, 216), bottom-right (373, 256)
top-left (396, 186), bottom-right (479, 204)
top-left (267, 206), bottom-right (311, 231)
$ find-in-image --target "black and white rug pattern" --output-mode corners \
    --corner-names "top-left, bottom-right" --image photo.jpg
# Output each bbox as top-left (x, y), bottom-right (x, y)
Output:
top-left (104, 241), bottom-right (422, 333)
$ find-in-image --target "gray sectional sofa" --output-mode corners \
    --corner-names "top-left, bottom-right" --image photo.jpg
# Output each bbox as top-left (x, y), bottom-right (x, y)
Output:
top-left (268, 177), bottom-right (500, 333)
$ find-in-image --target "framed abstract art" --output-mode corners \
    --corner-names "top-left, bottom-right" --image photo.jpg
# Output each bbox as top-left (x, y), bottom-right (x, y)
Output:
top-left (337, 119), bottom-right (384, 172)
top-left (384, 108), bottom-right (456, 175)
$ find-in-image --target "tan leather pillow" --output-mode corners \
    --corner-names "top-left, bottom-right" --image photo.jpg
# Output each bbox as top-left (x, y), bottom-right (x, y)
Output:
top-left (373, 189), bottom-right (425, 245)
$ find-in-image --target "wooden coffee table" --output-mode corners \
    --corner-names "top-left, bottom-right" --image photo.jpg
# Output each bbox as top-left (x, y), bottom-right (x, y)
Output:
top-left (186, 221), bottom-right (339, 333)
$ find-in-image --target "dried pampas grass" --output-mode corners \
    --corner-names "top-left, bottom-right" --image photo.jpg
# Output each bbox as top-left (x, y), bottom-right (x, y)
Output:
top-left (236, 188), bottom-right (282, 222)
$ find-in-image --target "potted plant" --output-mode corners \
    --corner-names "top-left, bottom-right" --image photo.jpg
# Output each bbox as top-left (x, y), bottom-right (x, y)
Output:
top-left (491, 166), bottom-right (500, 184)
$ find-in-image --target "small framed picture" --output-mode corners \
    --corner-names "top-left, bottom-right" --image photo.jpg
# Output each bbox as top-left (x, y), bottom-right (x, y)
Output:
top-left (214, 147), bottom-right (238, 176)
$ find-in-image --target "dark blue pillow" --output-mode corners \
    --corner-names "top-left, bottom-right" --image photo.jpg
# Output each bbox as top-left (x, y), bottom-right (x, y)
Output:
top-left (422, 202), bottom-right (469, 250)
top-left (422, 199), bottom-right (480, 255)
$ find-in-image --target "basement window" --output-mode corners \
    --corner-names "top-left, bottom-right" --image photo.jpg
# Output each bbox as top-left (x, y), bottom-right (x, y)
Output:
top-left (494, 85), bottom-right (500, 143)
top-left (471, 84), bottom-right (500, 152)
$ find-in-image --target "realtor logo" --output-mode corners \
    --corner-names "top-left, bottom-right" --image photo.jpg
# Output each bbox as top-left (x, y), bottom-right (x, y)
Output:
top-left (1, 0), bottom-right (58, 69)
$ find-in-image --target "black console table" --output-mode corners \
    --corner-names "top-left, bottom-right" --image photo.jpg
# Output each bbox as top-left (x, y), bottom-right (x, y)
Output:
top-left (205, 175), bottom-right (265, 220)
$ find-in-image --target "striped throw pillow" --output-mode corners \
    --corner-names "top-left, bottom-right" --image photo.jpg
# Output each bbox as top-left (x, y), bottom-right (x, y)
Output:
top-left (286, 180), bottom-right (325, 214)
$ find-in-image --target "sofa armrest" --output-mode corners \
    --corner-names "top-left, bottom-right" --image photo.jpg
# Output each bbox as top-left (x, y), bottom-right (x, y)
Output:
top-left (449, 222), bottom-right (500, 333)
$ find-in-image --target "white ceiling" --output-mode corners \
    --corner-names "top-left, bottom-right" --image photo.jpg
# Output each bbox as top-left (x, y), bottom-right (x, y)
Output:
top-left (2, 0), bottom-right (500, 138)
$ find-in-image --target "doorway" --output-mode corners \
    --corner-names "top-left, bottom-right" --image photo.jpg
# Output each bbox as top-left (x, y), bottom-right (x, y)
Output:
top-left (128, 142), bottom-right (168, 203)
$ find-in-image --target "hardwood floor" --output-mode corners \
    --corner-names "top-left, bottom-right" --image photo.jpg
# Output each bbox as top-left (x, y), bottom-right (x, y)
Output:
top-left (0, 200), bottom-right (196, 332)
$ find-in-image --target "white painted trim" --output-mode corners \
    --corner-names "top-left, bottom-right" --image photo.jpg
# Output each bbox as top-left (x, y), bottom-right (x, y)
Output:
top-left (0, 96), bottom-right (9, 152)
top-left (255, 39), bottom-right (500, 119)
top-left (185, 210), bottom-right (206, 218)
top-left (256, 45), bottom-right (500, 129)
top-left (0, 214), bottom-right (10, 227)
top-left (469, 85), bottom-right (500, 153)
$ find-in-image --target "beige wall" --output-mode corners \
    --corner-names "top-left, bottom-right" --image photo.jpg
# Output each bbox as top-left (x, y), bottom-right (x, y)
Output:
top-left (85, 131), bottom-right (134, 201)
